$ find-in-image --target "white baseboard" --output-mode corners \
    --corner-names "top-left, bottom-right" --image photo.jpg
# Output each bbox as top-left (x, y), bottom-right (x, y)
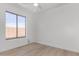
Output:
top-left (36, 40), bottom-right (79, 53)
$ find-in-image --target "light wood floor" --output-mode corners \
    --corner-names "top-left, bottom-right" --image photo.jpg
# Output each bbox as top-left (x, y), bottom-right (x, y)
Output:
top-left (0, 42), bottom-right (79, 56)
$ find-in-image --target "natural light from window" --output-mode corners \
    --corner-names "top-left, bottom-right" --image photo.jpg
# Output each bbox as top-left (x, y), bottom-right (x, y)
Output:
top-left (5, 11), bottom-right (26, 39)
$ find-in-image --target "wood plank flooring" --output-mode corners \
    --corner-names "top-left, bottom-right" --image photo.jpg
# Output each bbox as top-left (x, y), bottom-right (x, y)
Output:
top-left (0, 42), bottom-right (79, 56)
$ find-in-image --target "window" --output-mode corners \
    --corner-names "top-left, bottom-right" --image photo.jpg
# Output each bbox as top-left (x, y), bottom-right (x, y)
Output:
top-left (6, 12), bottom-right (17, 38)
top-left (18, 16), bottom-right (26, 37)
top-left (5, 11), bottom-right (26, 39)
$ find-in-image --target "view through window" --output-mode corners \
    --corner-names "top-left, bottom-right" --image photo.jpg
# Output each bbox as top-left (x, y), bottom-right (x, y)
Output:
top-left (6, 11), bottom-right (26, 39)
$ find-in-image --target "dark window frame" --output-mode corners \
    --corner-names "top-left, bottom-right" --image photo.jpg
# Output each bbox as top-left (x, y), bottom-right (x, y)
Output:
top-left (5, 11), bottom-right (26, 40)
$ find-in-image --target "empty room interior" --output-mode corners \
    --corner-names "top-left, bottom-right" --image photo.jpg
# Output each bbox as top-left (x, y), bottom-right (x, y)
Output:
top-left (0, 3), bottom-right (79, 56)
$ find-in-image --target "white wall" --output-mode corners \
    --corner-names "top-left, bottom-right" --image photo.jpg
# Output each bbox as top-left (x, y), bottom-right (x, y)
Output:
top-left (36, 4), bottom-right (79, 52)
top-left (0, 3), bottom-right (34, 52)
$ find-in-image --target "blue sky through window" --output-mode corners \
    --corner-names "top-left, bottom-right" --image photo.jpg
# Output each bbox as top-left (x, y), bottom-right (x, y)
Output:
top-left (6, 12), bottom-right (16, 27)
top-left (6, 12), bottom-right (26, 28)
top-left (18, 16), bottom-right (25, 28)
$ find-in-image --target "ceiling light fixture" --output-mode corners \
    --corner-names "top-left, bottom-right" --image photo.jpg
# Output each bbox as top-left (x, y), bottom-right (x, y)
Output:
top-left (33, 3), bottom-right (39, 7)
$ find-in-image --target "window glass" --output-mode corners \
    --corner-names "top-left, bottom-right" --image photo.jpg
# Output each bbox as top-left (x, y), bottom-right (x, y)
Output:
top-left (6, 12), bottom-right (16, 38)
top-left (18, 16), bottom-right (26, 37)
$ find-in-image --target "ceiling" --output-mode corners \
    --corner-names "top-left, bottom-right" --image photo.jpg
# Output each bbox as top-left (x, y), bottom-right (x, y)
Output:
top-left (18, 3), bottom-right (68, 12)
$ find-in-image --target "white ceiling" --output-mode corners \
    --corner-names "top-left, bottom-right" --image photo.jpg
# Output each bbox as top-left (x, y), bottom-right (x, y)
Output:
top-left (18, 3), bottom-right (68, 12)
